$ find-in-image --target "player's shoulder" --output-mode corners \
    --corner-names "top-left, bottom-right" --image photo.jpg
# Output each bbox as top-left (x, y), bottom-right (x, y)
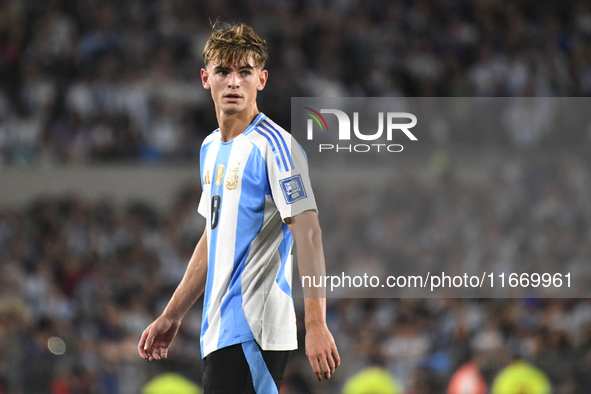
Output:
top-left (202, 129), bottom-right (221, 147)
top-left (244, 113), bottom-right (295, 152)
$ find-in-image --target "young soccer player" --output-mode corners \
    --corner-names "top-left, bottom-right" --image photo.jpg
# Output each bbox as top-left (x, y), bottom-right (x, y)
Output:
top-left (137, 22), bottom-right (340, 393)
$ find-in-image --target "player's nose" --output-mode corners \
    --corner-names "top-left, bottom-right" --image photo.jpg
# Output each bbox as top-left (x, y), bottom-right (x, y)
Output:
top-left (227, 72), bottom-right (240, 88)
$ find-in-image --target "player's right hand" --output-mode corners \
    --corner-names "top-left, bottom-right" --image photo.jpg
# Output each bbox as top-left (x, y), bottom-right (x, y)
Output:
top-left (138, 315), bottom-right (182, 361)
top-left (305, 321), bottom-right (341, 381)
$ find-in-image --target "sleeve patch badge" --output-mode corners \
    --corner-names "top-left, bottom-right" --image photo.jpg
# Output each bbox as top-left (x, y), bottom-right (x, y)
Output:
top-left (279, 175), bottom-right (307, 204)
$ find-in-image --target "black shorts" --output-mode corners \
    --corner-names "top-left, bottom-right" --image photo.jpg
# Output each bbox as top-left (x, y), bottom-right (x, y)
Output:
top-left (202, 339), bottom-right (292, 394)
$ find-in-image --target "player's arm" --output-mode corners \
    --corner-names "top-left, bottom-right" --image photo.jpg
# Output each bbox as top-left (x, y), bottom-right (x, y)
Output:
top-left (138, 228), bottom-right (208, 361)
top-left (288, 210), bottom-right (340, 381)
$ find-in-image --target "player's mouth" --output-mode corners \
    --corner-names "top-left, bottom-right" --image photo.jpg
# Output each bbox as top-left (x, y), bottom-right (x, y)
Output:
top-left (224, 93), bottom-right (242, 102)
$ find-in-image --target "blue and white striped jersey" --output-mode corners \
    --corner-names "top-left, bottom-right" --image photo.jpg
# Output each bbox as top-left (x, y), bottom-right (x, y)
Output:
top-left (197, 113), bottom-right (317, 358)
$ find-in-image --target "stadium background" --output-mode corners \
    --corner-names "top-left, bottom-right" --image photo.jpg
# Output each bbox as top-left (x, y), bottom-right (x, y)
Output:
top-left (1, 0), bottom-right (591, 393)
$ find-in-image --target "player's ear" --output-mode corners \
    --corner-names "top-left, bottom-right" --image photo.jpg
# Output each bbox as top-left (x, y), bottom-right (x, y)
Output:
top-left (257, 69), bottom-right (268, 91)
top-left (201, 68), bottom-right (211, 89)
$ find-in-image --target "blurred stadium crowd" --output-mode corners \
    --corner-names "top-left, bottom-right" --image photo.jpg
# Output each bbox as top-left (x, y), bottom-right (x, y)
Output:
top-left (319, 153), bottom-right (591, 393)
top-left (1, 0), bottom-right (591, 164)
top-left (1, 152), bottom-right (591, 393)
top-left (1, 0), bottom-right (591, 393)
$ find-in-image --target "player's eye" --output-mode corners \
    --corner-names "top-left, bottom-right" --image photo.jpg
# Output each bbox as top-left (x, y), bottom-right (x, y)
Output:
top-left (240, 70), bottom-right (251, 76)
top-left (217, 70), bottom-right (228, 75)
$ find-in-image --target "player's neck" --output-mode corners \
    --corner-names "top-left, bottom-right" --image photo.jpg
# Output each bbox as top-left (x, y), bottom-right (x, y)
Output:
top-left (217, 106), bottom-right (260, 142)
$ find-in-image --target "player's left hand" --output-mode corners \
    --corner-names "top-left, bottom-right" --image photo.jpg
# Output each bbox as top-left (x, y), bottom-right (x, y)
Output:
top-left (305, 321), bottom-right (340, 381)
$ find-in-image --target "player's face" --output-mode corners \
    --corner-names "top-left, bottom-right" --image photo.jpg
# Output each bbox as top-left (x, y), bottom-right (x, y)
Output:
top-left (201, 55), bottom-right (268, 115)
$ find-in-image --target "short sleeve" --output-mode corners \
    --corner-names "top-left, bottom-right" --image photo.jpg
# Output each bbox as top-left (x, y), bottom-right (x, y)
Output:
top-left (197, 191), bottom-right (208, 218)
top-left (197, 135), bottom-right (216, 220)
top-left (266, 135), bottom-right (317, 222)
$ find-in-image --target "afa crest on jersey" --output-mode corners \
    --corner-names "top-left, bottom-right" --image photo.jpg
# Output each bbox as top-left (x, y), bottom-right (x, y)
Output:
top-left (226, 162), bottom-right (240, 190)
